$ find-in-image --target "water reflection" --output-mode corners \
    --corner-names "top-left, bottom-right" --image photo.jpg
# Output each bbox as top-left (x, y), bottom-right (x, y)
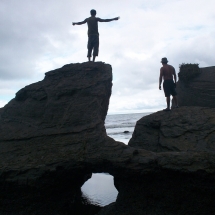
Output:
top-left (81, 173), bottom-right (118, 207)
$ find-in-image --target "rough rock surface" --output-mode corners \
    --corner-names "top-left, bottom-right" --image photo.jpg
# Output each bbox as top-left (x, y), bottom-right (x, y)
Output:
top-left (176, 66), bottom-right (215, 107)
top-left (98, 107), bottom-right (215, 215)
top-left (0, 62), bottom-right (116, 181)
top-left (0, 62), bottom-right (111, 141)
top-left (128, 106), bottom-right (215, 152)
top-left (98, 172), bottom-right (215, 215)
top-left (0, 62), bottom-right (113, 214)
top-left (1, 62), bottom-right (215, 214)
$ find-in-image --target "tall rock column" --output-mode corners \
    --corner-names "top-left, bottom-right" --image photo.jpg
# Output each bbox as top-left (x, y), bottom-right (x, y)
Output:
top-left (0, 62), bottom-right (112, 183)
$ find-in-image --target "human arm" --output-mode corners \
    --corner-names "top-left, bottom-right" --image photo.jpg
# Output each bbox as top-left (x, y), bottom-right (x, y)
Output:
top-left (97, 17), bottom-right (120, 22)
top-left (159, 69), bottom-right (163, 90)
top-left (173, 67), bottom-right (177, 87)
top-left (72, 19), bottom-right (87, 26)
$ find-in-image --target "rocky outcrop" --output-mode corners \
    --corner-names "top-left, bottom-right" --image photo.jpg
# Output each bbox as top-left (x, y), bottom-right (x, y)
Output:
top-left (0, 62), bottom-right (111, 141)
top-left (1, 62), bottom-right (215, 214)
top-left (98, 107), bottom-right (215, 215)
top-left (0, 62), bottom-right (113, 183)
top-left (128, 106), bottom-right (215, 152)
top-left (176, 66), bottom-right (215, 107)
top-left (0, 62), bottom-right (113, 214)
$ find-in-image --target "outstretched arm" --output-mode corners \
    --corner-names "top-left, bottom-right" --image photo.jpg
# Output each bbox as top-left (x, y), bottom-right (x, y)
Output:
top-left (97, 17), bottom-right (120, 22)
top-left (73, 19), bottom-right (87, 26)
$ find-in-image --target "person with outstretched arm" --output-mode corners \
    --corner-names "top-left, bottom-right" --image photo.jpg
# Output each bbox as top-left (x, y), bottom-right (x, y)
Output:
top-left (159, 57), bottom-right (179, 111)
top-left (73, 9), bottom-right (120, 62)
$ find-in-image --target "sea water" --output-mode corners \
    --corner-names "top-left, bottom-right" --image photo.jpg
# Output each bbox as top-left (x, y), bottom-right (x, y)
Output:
top-left (81, 112), bottom-right (151, 207)
top-left (105, 113), bottom-right (150, 144)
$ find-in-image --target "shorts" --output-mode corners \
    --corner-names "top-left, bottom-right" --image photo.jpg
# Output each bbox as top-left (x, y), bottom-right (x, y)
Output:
top-left (87, 35), bottom-right (99, 57)
top-left (163, 79), bottom-right (177, 97)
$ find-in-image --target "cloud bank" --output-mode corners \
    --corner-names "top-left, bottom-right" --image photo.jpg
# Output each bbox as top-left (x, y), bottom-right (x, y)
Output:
top-left (0, 0), bottom-right (214, 113)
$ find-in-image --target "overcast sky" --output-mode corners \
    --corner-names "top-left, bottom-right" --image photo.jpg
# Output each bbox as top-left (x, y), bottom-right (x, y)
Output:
top-left (0, 0), bottom-right (214, 114)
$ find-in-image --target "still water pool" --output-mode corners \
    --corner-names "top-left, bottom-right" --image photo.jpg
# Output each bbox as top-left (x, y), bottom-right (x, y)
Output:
top-left (81, 173), bottom-right (118, 207)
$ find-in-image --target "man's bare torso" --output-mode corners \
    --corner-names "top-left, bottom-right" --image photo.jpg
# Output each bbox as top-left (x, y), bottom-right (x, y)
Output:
top-left (86, 17), bottom-right (99, 35)
top-left (160, 64), bottom-right (175, 80)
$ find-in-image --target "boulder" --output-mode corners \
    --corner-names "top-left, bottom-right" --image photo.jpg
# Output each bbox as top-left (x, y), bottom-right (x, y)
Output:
top-left (128, 106), bottom-right (215, 152)
top-left (0, 62), bottom-right (112, 214)
top-left (176, 66), bottom-right (215, 107)
top-left (0, 62), bottom-right (112, 141)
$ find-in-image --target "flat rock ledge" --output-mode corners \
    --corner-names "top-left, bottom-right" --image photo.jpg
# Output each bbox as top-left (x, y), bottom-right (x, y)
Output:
top-left (0, 62), bottom-right (215, 215)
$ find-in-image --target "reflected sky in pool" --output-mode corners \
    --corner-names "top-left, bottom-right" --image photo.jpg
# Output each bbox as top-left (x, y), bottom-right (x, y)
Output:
top-left (81, 173), bottom-right (118, 207)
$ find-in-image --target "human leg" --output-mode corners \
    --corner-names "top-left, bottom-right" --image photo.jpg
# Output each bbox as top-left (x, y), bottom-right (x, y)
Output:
top-left (166, 97), bottom-right (170, 109)
top-left (173, 96), bottom-right (179, 107)
top-left (169, 81), bottom-right (178, 107)
top-left (92, 35), bottom-right (99, 61)
top-left (163, 80), bottom-right (171, 111)
top-left (87, 48), bottom-right (93, 60)
top-left (87, 36), bottom-right (93, 60)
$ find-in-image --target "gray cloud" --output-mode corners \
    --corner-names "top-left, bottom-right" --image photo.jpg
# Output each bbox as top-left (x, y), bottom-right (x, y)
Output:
top-left (0, 0), bottom-right (77, 80)
top-left (0, 0), bottom-right (214, 113)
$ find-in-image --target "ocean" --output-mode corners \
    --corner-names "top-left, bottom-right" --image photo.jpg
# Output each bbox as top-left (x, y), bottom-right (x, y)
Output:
top-left (81, 112), bottom-right (151, 208)
top-left (105, 112), bottom-right (150, 144)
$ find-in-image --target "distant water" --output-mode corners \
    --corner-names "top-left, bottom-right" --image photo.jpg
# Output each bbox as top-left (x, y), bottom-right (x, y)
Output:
top-left (105, 112), bottom-right (151, 144)
top-left (81, 112), bottom-right (151, 208)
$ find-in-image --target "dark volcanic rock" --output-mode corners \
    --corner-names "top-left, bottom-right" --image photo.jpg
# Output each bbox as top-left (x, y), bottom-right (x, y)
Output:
top-left (0, 62), bottom-right (112, 214)
top-left (0, 62), bottom-right (113, 180)
top-left (177, 66), bottom-right (215, 107)
top-left (128, 106), bottom-right (215, 152)
top-left (98, 172), bottom-right (215, 215)
top-left (0, 62), bottom-right (111, 141)
top-left (97, 107), bottom-right (215, 215)
top-left (1, 62), bottom-right (215, 214)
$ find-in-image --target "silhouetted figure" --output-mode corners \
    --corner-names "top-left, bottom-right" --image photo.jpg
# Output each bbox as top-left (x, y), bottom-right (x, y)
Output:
top-left (159, 57), bottom-right (179, 111)
top-left (73, 9), bottom-right (120, 62)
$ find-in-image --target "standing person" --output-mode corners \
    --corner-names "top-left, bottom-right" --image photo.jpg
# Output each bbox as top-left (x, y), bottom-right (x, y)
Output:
top-left (159, 57), bottom-right (179, 111)
top-left (72, 9), bottom-right (120, 62)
